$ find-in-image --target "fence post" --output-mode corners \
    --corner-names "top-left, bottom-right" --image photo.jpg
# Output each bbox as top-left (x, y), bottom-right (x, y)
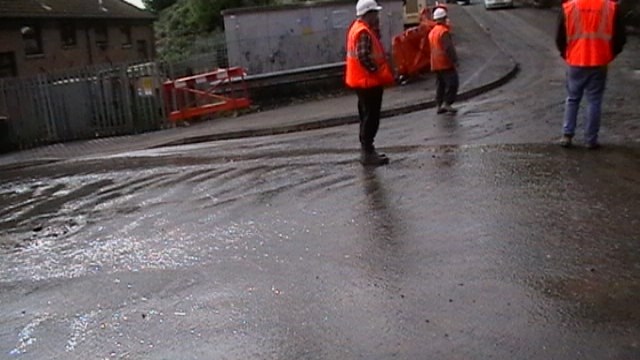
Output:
top-left (120, 64), bottom-right (134, 133)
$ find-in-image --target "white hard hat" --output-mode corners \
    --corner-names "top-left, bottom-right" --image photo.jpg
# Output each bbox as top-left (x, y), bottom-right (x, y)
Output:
top-left (433, 8), bottom-right (447, 20)
top-left (356, 0), bottom-right (382, 16)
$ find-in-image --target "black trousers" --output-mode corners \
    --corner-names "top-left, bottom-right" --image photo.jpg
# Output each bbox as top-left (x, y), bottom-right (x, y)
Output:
top-left (435, 69), bottom-right (459, 106)
top-left (356, 86), bottom-right (384, 153)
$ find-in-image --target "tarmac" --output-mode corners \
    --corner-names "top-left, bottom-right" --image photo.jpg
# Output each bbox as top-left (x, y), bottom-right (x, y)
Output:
top-left (0, 5), bottom-right (518, 171)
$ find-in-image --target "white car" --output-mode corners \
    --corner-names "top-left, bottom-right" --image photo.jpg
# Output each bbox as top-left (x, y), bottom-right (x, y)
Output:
top-left (484, 0), bottom-right (514, 9)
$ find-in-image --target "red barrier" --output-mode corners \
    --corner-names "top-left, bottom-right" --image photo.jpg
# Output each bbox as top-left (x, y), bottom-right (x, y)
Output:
top-left (393, 3), bottom-right (452, 78)
top-left (163, 67), bottom-right (251, 122)
top-left (392, 21), bottom-right (434, 78)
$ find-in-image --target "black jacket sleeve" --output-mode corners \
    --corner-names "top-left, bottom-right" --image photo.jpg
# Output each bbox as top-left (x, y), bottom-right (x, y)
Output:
top-left (555, 11), bottom-right (567, 58)
top-left (612, 5), bottom-right (627, 57)
top-left (441, 32), bottom-right (458, 66)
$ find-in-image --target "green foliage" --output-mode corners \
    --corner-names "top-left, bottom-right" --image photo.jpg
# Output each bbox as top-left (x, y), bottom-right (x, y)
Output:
top-left (154, 1), bottom-right (197, 61)
top-left (189, 0), bottom-right (227, 31)
top-left (153, 0), bottom-right (286, 60)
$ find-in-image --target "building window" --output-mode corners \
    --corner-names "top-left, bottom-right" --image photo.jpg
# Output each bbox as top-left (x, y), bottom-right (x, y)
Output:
top-left (137, 40), bottom-right (148, 60)
top-left (121, 26), bottom-right (132, 48)
top-left (95, 25), bottom-right (108, 48)
top-left (60, 23), bottom-right (77, 47)
top-left (21, 25), bottom-right (43, 56)
top-left (0, 52), bottom-right (17, 78)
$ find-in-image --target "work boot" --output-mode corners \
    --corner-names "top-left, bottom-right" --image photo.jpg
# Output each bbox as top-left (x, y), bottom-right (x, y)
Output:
top-left (559, 135), bottom-right (573, 148)
top-left (585, 142), bottom-right (601, 150)
top-left (442, 103), bottom-right (458, 114)
top-left (360, 150), bottom-right (389, 166)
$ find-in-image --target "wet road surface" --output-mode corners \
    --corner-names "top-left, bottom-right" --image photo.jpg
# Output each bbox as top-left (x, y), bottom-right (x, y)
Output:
top-left (1, 4), bottom-right (640, 359)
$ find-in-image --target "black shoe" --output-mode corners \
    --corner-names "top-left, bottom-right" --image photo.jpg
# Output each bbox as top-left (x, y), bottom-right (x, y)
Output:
top-left (360, 151), bottom-right (390, 166)
top-left (559, 135), bottom-right (573, 148)
top-left (442, 104), bottom-right (458, 114)
top-left (586, 142), bottom-right (601, 150)
top-left (373, 150), bottom-right (387, 158)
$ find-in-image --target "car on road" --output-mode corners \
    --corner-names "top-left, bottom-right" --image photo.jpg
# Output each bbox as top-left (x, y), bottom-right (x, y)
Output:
top-left (484, 0), bottom-right (513, 9)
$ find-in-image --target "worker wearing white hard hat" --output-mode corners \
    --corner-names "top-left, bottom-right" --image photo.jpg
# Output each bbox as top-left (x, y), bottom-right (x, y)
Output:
top-left (345, 0), bottom-right (395, 166)
top-left (428, 6), bottom-right (459, 114)
top-left (356, 0), bottom-right (382, 17)
top-left (432, 7), bottom-right (447, 20)
top-left (431, 3), bottom-right (450, 26)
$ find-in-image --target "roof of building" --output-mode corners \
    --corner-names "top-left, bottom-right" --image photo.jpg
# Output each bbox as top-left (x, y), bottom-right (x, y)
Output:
top-left (0, 0), bottom-right (155, 20)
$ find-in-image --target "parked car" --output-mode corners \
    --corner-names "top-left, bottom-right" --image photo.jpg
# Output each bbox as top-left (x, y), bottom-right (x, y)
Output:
top-left (484, 0), bottom-right (513, 9)
top-left (457, 0), bottom-right (471, 5)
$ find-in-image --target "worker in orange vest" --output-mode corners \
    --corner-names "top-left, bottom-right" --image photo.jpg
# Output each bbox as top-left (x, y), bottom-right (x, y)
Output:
top-left (556, 0), bottom-right (626, 149)
top-left (428, 8), bottom-right (459, 115)
top-left (345, 0), bottom-right (395, 166)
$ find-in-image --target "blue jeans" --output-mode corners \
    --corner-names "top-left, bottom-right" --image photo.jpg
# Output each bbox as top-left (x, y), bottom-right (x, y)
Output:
top-left (563, 66), bottom-right (608, 145)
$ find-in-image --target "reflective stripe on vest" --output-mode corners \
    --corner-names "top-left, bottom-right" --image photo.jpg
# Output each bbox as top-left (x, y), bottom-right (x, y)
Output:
top-left (346, 50), bottom-right (387, 61)
top-left (567, 0), bottom-right (611, 42)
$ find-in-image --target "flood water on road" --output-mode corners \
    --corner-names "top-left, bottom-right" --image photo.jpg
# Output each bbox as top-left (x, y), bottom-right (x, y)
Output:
top-left (1, 140), bottom-right (639, 359)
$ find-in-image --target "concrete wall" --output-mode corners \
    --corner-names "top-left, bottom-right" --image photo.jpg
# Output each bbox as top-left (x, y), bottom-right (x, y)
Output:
top-left (0, 19), bottom-right (154, 78)
top-left (223, 0), bottom-right (404, 74)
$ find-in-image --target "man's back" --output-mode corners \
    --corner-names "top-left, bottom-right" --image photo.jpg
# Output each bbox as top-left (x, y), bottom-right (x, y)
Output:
top-left (556, 0), bottom-right (626, 66)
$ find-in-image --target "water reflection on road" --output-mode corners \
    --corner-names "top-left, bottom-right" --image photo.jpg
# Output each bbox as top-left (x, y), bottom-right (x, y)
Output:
top-left (0, 142), bottom-right (639, 359)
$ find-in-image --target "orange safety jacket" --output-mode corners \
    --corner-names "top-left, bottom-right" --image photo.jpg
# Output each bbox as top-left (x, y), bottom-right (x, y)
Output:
top-left (428, 23), bottom-right (454, 71)
top-left (563, 0), bottom-right (616, 66)
top-left (345, 20), bottom-right (394, 89)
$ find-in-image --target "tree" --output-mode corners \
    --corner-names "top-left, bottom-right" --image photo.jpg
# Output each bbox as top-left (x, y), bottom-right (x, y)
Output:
top-left (153, 0), bottom-right (280, 60)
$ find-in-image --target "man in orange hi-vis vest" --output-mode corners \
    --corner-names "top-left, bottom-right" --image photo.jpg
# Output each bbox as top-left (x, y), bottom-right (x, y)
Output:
top-left (428, 7), bottom-right (459, 115)
top-left (345, 0), bottom-right (395, 166)
top-left (556, 0), bottom-right (626, 149)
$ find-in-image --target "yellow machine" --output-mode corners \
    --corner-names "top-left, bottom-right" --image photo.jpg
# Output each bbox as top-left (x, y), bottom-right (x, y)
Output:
top-left (403, 0), bottom-right (428, 27)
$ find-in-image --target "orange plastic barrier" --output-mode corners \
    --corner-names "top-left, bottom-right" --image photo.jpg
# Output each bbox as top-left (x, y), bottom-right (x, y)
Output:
top-left (393, 3), bottom-right (452, 78)
top-left (163, 67), bottom-right (251, 122)
top-left (392, 21), bottom-right (434, 78)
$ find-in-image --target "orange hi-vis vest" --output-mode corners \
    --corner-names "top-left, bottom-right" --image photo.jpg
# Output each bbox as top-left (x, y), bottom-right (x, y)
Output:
top-left (428, 23), bottom-right (454, 71)
top-left (563, 0), bottom-right (616, 66)
top-left (345, 20), bottom-right (394, 89)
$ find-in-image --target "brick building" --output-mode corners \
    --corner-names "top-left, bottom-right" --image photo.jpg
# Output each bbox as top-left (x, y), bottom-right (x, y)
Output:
top-left (0, 0), bottom-right (155, 78)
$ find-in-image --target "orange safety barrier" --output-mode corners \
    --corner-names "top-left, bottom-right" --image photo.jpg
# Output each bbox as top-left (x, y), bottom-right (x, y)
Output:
top-left (393, 3), bottom-right (452, 79)
top-left (392, 20), bottom-right (434, 78)
top-left (163, 67), bottom-right (251, 122)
